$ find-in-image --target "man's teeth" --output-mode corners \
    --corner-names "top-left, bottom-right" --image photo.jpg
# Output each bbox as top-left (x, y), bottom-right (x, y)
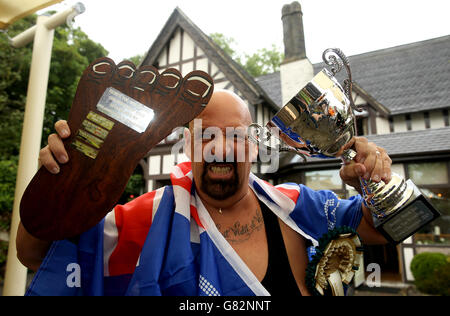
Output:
top-left (211, 166), bottom-right (231, 174)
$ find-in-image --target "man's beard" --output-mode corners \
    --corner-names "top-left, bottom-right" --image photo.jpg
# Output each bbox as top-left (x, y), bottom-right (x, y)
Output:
top-left (200, 162), bottom-right (240, 200)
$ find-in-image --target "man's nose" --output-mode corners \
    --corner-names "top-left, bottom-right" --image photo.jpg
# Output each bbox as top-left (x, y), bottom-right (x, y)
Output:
top-left (209, 135), bottom-right (233, 161)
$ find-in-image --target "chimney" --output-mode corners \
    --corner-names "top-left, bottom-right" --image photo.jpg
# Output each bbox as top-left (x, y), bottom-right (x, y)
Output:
top-left (282, 1), bottom-right (306, 62)
top-left (280, 1), bottom-right (314, 105)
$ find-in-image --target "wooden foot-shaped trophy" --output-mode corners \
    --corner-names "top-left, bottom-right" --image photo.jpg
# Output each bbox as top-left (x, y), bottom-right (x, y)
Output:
top-left (20, 57), bottom-right (214, 241)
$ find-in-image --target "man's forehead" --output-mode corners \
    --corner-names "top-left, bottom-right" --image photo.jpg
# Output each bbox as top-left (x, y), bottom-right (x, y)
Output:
top-left (195, 90), bottom-right (252, 124)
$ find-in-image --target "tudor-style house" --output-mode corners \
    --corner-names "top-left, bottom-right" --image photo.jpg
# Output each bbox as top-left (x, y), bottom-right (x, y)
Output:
top-left (137, 2), bottom-right (450, 285)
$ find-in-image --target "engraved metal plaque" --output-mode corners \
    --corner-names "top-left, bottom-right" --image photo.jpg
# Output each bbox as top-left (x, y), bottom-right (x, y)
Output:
top-left (97, 87), bottom-right (155, 133)
top-left (374, 181), bottom-right (441, 244)
top-left (382, 200), bottom-right (435, 243)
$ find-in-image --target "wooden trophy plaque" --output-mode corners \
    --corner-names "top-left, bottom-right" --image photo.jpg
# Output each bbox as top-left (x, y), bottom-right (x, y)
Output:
top-left (20, 57), bottom-right (214, 241)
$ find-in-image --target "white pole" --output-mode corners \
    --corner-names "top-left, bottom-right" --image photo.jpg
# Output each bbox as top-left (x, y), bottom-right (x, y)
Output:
top-left (2, 2), bottom-right (85, 296)
top-left (3, 15), bottom-right (54, 296)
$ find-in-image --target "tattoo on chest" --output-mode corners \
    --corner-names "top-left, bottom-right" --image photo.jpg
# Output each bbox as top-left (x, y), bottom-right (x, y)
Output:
top-left (216, 209), bottom-right (264, 244)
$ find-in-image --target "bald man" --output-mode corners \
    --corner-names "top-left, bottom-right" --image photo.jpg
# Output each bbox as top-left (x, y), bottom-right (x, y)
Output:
top-left (17, 90), bottom-right (390, 296)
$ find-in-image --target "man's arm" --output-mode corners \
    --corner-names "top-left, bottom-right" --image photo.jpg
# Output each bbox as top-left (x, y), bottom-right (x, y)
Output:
top-left (16, 222), bottom-right (52, 271)
top-left (339, 137), bottom-right (390, 245)
top-left (357, 204), bottom-right (388, 244)
top-left (16, 120), bottom-right (71, 270)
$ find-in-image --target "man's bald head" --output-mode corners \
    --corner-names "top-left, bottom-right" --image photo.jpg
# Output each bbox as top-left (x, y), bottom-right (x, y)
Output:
top-left (189, 89), bottom-right (252, 130)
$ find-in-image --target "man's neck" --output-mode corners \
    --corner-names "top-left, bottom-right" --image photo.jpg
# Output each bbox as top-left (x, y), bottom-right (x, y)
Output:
top-left (197, 185), bottom-right (258, 219)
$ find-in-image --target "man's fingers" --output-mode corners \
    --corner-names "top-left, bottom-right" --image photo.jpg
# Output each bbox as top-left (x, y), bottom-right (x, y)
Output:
top-left (370, 150), bottom-right (384, 182)
top-left (54, 120), bottom-right (71, 139)
top-left (379, 148), bottom-right (392, 183)
top-left (47, 133), bottom-right (69, 164)
top-left (39, 145), bottom-right (60, 174)
top-left (341, 162), bottom-right (365, 180)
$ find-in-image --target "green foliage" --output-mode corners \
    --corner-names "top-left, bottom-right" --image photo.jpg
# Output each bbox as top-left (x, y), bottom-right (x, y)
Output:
top-left (128, 54), bottom-right (144, 67)
top-left (209, 33), bottom-right (241, 62)
top-left (210, 33), bottom-right (283, 77)
top-left (410, 252), bottom-right (450, 295)
top-left (0, 241), bottom-right (8, 282)
top-left (0, 159), bottom-right (18, 231)
top-left (242, 45), bottom-right (284, 77)
top-left (122, 173), bottom-right (145, 203)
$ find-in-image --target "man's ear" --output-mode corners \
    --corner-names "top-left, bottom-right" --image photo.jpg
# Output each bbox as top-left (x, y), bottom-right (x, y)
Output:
top-left (183, 127), bottom-right (192, 161)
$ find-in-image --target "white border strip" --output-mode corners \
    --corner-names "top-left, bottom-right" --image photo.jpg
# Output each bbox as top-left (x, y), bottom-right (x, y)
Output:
top-left (103, 209), bottom-right (118, 276)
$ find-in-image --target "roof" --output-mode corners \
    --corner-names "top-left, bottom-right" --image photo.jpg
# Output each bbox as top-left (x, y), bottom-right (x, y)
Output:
top-left (255, 71), bottom-right (282, 107)
top-left (257, 35), bottom-right (450, 115)
top-left (277, 126), bottom-right (450, 168)
top-left (141, 7), bottom-right (278, 111)
top-left (365, 126), bottom-right (450, 157)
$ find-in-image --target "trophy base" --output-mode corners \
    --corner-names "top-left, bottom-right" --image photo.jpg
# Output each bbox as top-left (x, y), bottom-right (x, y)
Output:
top-left (372, 180), bottom-right (441, 244)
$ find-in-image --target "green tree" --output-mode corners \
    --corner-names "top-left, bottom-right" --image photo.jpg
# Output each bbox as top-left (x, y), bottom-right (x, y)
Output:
top-left (210, 32), bottom-right (283, 77)
top-left (242, 45), bottom-right (284, 77)
top-left (128, 54), bottom-right (144, 66)
top-left (209, 33), bottom-right (241, 63)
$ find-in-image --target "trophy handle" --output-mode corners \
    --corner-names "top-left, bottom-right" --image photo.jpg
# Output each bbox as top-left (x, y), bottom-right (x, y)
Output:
top-left (248, 123), bottom-right (309, 162)
top-left (322, 48), bottom-right (363, 113)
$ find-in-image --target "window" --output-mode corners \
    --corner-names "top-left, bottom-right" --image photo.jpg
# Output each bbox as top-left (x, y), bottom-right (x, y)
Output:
top-left (305, 169), bottom-right (342, 191)
top-left (408, 162), bottom-right (447, 185)
top-left (279, 168), bottom-right (361, 199)
top-left (407, 161), bottom-right (450, 244)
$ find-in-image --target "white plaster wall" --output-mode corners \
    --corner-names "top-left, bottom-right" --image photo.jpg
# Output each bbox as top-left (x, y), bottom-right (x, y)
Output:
top-left (263, 106), bottom-right (270, 125)
top-left (353, 92), bottom-right (366, 106)
top-left (393, 115), bottom-right (407, 133)
top-left (196, 58), bottom-right (208, 72)
top-left (157, 47), bottom-right (167, 68)
top-left (211, 63), bottom-right (225, 80)
top-left (429, 110), bottom-right (445, 128)
top-left (376, 117), bottom-right (391, 134)
top-left (182, 32), bottom-right (195, 60)
top-left (149, 156), bottom-right (161, 175)
top-left (162, 154), bottom-right (175, 174)
top-left (214, 80), bottom-right (231, 90)
top-left (257, 104), bottom-right (264, 126)
top-left (168, 29), bottom-right (181, 65)
top-left (280, 58), bottom-right (314, 105)
top-left (411, 112), bottom-right (426, 131)
top-left (182, 61), bottom-right (194, 76)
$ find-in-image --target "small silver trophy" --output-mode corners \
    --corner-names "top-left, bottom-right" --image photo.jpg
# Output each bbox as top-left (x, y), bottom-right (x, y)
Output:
top-left (249, 48), bottom-right (440, 244)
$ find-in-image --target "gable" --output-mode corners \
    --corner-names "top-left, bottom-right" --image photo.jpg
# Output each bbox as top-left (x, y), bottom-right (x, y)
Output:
top-left (141, 7), bottom-right (279, 114)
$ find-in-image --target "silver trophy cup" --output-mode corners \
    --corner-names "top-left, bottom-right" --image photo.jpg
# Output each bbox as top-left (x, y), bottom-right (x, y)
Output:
top-left (249, 48), bottom-right (440, 244)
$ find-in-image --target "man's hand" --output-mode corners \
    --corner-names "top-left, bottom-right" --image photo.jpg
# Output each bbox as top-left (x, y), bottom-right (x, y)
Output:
top-left (339, 137), bottom-right (391, 244)
top-left (339, 137), bottom-right (392, 194)
top-left (39, 120), bottom-right (71, 173)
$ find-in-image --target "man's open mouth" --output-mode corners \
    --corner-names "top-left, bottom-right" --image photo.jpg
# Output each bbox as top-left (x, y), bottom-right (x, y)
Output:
top-left (206, 163), bottom-right (235, 181)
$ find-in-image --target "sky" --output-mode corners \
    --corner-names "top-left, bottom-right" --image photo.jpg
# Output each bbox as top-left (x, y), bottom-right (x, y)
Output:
top-left (39, 0), bottom-right (450, 64)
